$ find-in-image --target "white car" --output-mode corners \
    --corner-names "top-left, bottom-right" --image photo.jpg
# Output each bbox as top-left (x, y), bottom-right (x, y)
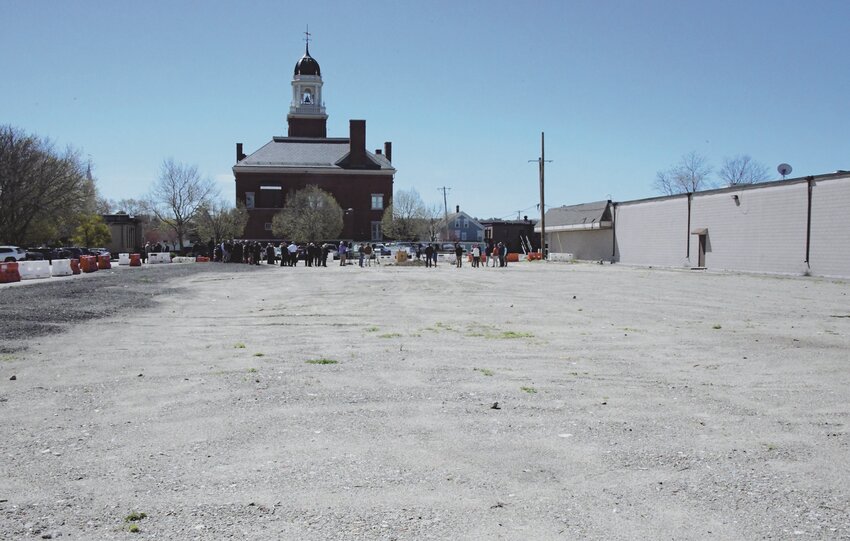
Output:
top-left (0, 245), bottom-right (27, 262)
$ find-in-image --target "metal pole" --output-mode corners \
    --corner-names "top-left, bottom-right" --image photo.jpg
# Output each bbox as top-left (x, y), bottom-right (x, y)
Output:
top-left (539, 132), bottom-right (546, 258)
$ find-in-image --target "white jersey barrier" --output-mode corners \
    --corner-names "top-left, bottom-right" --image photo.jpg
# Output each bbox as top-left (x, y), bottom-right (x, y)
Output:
top-left (548, 252), bottom-right (574, 262)
top-left (19, 260), bottom-right (52, 280)
top-left (172, 256), bottom-right (195, 264)
top-left (51, 259), bottom-right (73, 277)
top-left (118, 253), bottom-right (131, 265)
top-left (148, 252), bottom-right (171, 264)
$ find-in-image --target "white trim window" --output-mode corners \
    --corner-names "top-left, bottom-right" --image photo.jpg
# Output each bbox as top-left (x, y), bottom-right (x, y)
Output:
top-left (245, 192), bottom-right (255, 209)
top-left (371, 194), bottom-right (384, 210)
top-left (371, 221), bottom-right (383, 241)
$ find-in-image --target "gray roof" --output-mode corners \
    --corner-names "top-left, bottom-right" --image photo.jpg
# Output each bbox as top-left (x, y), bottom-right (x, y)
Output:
top-left (544, 200), bottom-right (611, 227)
top-left (235, 137), bottom-right (394, 171)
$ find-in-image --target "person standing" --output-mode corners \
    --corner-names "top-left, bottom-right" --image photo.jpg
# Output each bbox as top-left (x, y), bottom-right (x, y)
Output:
top-left (472, 244), bottom-right (480, 268)
top-left (287, 241), bottom-right (298, 266)
top-left (363, 243), bottom-right (373, 267)
top-left (358, 243), bottom-right (365, 267)
top-left (454, 243), bottom-right (463, 268)
top-left (338, 241), bottom-right (348, 266)
top-left (424, 244), bottom-right (433, 268)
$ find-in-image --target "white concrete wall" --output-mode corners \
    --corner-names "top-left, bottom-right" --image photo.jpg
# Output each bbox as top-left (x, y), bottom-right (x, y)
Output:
top-left (809, 176), bottom-right (850, 278)
top-left (689, 182), bottom-right (808, 274)
top-left (548, 229), bottom-right (613, 261)
top-left (615, 196), bottom-right (689, 267)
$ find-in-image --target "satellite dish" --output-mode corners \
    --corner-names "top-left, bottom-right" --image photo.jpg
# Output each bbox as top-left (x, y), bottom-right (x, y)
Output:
top-left (777, 163), bottom-right (793, 179)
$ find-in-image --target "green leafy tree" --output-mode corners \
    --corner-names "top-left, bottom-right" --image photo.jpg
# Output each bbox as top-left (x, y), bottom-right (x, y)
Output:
top-left (0, 125), bottom-right (94, 245)
top-left (72, 214), bottom-right (112, 247)
top-left (271, 185), bottom-right (343, 241)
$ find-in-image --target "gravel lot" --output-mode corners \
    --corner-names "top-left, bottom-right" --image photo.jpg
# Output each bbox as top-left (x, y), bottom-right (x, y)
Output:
top-left (1, 261), bottom-right (849, 540)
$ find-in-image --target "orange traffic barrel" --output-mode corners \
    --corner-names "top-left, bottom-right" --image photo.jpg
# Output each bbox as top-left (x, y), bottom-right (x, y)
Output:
top-left (70, 259), bottom-right (81, 274)
top-left (97, 254), bottom-right (111, 269)
top-left (129, 253), bottom-right (141, 266)
top-left (80, 255), bottom-right (98, 273)
top-left (0, 262), bottom-right (21, 283)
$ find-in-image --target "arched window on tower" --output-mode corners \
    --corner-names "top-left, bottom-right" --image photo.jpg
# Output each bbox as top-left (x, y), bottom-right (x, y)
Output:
top-left (302, 89), bottom-right (313, 104)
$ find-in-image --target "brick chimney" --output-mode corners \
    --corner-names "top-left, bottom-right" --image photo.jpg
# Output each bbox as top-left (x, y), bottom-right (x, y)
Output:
top-left (236, 143), bottom-right (246, 162)
top-left (350, 119), bottom-right (366, 158)
top-left (384, 141), bottom-right (392, 162)
top-left (455, 205), bottom-right (460, 213)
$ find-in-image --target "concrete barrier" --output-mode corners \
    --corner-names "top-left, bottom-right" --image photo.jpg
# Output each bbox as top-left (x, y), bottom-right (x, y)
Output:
top-left (548, 252), bottom-right (574, 262)
top-left (19, 260), bottom-right (52, 280)
top-left (148, 252), bottom-right (171, 264)
top-left (118, 253), bottom-right (131, 265)
top-left (51, 259), bottom-right (73, 277)
top-left (172, 256), bottom-right (195, 264)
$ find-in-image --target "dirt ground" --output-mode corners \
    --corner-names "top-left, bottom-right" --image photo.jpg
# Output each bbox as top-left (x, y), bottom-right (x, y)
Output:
top-left (1, 261), bottom-right (849, 540)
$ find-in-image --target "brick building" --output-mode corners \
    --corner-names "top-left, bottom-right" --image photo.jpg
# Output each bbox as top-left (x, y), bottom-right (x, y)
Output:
top-left (233, 43), bottom-right (395, 241)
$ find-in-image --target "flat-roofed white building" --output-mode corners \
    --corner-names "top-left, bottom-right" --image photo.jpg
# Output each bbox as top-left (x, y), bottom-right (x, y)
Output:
top-left (538, 171), bottom-right (850, 278)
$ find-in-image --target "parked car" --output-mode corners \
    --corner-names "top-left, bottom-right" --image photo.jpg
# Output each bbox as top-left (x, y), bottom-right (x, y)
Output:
top-left (88, 247), bottom-right (111, 258)
top-left (26, 247), bottom-right (67, 261)
top-left (60, 247), bottom-right (91, 259)
top-left (24, 250), bottom-right (44, 260)
top-left (0, 245), bottom-right (27, 262)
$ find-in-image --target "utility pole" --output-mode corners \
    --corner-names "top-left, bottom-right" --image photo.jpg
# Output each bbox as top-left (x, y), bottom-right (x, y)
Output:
top-left (529, 132), bottom-right (552, 258)
top-left (437, 186), bottom-right (451, 240)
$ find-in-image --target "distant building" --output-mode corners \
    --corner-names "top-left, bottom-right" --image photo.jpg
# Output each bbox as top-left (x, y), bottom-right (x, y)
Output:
top-left (437, 207), bottom-right (484, 244)
top-left (102, 213), bottom-right (144, 254)
top-left (537, 171), bottom-right (850, 277)
top-left (479, 217), bottom-right (539, 254)
top-left (233, 43), bottom-right (395, 241)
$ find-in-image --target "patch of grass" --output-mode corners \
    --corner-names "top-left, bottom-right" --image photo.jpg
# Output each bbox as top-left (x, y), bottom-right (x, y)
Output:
top-left (247, 368), bottom-right (257, 373)
top-left (365, 326), bottom-right (379, 332)
top-left (764, 442), bottom-right (778, 452)
top-left (125, 512), bottom-right (147, 522)
top-left (305, 359), bottom-right (338, 365)
top-left (234, 342), bottom-right (246, 349)
top-left (520, 386), bottom-right (537, 394)
top-left (500, 331), bottom-right (534, 339)
top-left (253, 352), bottom-right (265, 357)
top-left (128, 524), bottom-right (140, 533)
top-left (378, 333), bottom-right (402, 338)
top-left (712, 324), bottom-right (722, 330)
top-left (0, 354), bottom-right (15, 362)
top-left (474, 368), bottom-right (495, 376)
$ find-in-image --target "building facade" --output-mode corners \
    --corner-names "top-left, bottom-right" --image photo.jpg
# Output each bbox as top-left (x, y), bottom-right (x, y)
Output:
top-left (233, 44), bottom-right (395, 241)
top-left (480, 217), bottom-right (538, 254)
top-left (538, 172), bottom-right (850, 278)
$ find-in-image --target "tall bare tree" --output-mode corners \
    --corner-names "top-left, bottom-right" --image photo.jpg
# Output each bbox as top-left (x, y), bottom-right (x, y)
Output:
top-left (145, 158), bottom-right (217, 249)
top-left (422, 204), bottom-right (442, 242)
top-left (719, 155), bottom-right (770, 186)
top-left (271, 185), bottom-right (343, 241)
top-left (195, 199), bottom-right (248, 242)
top-left (0, 125), bottom-right (91, 245)
top-left (654, 151), bottom-right (714, 195)
top-left (380, 188), bottom-right (429, 241)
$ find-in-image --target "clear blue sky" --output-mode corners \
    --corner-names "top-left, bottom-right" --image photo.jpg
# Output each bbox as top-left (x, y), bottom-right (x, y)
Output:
top-left (3, 0), bottom-right (849, 220)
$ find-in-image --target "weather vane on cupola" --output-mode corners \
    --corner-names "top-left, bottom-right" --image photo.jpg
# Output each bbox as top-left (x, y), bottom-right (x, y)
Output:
top-left (304, 25), bottom-right (311, 54)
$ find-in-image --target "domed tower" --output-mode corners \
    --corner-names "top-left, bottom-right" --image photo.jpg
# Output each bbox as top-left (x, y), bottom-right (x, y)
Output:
top-left (287, 43), bottom-right (328, 137)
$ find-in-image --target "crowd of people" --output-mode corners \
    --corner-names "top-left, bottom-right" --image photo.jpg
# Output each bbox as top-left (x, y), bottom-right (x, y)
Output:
top-left (140, 239), bottom-right (515, 268)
